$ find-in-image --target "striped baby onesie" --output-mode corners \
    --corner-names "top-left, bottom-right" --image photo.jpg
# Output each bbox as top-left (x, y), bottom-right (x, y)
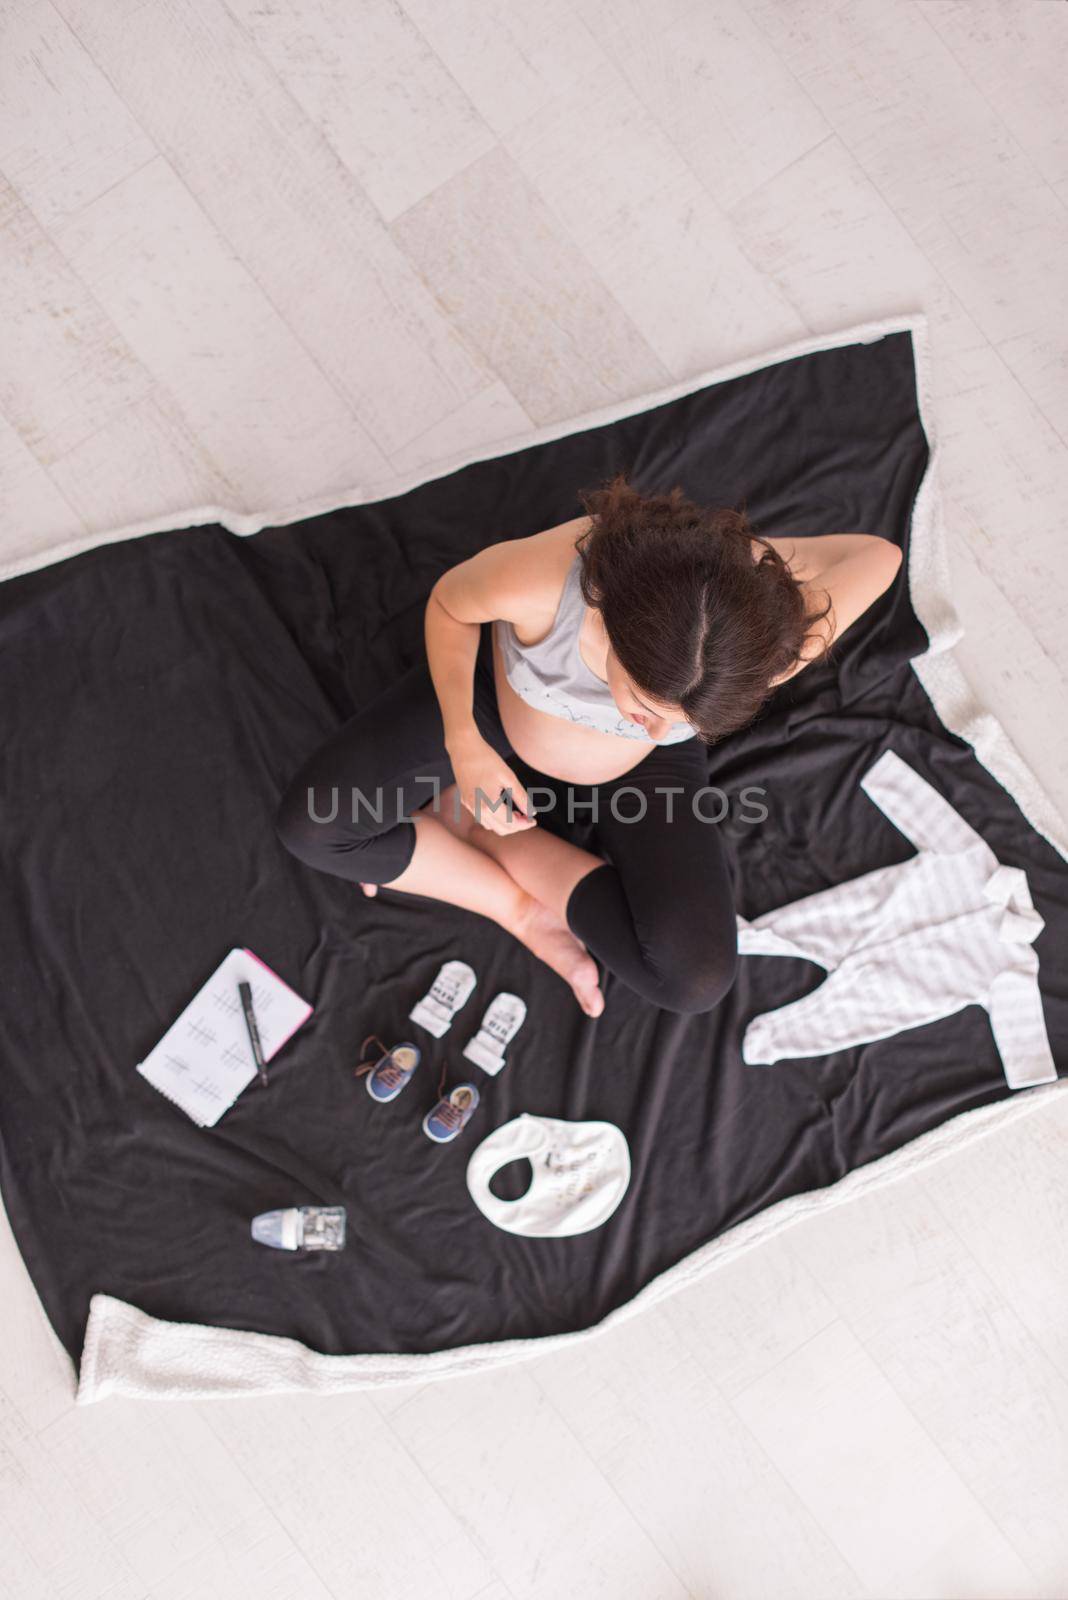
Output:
top-left (737, 749), bottom-right (1056, 1091)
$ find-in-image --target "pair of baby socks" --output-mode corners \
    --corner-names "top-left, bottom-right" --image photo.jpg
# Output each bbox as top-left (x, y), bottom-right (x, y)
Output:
top-left (409, 960), bottom-right (526, 1076)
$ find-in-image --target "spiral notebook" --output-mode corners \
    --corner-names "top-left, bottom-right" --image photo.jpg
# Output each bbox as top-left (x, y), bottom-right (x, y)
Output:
top-left (136, 948), bottom-right (313, 1127)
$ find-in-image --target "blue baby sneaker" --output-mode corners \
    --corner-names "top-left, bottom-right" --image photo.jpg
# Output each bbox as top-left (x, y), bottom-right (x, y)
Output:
top-left (357, 1040), bottom-right (421, 1103)
top-left (422, 1082), bottom-right (480, 1143)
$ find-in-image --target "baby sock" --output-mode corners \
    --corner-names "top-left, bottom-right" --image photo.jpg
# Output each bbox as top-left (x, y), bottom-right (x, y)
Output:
top-left (462, 992), bottom-right (527, 1076)
top-left (409, 960), bottom-right (476, 1038)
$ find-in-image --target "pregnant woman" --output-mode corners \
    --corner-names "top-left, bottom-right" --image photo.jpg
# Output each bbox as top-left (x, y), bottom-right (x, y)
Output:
top-left (276, 474), bottom-right (901, 1019)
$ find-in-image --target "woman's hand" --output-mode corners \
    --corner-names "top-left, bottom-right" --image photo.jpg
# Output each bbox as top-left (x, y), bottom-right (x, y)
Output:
top-left (446, 729), bottom-right (535, 835)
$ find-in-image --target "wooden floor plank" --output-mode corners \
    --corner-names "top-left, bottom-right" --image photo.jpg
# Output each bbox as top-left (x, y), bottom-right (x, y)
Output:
top-left (391, 144), bottom-right (671, 425)
top-left (53, 0), bottom-right (491, 460)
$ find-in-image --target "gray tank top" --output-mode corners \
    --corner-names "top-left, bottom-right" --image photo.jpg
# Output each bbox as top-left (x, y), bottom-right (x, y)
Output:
top-left (493, 556), bottom-right (696, 745)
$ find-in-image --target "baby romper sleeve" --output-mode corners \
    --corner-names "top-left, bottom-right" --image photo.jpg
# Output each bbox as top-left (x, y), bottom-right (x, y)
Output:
top-left (859, 749), bottom-right (989, 858)
top-left (986, 966), bottom-right (1058, 1090)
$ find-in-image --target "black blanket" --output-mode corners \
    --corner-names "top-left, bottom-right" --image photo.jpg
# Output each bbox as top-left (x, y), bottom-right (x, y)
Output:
top-left (2, 324), bottom-right (1066, 1384)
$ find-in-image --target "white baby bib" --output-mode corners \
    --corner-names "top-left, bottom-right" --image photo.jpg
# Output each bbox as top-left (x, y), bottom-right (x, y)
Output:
top-left (466, 1114), bottom-right (631, 1238)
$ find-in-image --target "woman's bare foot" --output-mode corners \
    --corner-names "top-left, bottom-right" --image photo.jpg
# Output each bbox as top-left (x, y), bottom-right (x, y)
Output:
top-left (510, 894), bottom-right (604, 1018)
top-left (371, 786), bottom-right (605, 1016)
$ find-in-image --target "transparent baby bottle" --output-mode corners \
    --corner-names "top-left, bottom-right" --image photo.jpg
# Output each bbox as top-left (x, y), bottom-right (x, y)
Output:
top-left (251, 1206), bottom-right (347, 1251)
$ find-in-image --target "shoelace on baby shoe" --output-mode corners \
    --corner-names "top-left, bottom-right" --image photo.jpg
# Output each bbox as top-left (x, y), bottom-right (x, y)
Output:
top-left (433, 1098), bottom-right (465, 1132)
top-left (374, 1058), bottom-right (409, 1091)
top-left (428, 1061), bottom-right (465, 1130)
top-left (354, 1033), bottom-right (408, 1088)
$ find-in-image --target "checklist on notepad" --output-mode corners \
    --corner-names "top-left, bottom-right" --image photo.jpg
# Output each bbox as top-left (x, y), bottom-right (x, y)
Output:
top-left (136, 948), bottom-right (313, 1127)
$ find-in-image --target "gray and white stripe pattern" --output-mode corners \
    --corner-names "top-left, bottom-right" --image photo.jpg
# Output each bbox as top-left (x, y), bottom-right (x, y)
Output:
top-left (737, 750), bottom-right (1056, 1091)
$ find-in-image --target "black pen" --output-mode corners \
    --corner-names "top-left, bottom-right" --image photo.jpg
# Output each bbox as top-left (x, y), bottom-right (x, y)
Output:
top-left (238, 980), bottom-right (269, 1087)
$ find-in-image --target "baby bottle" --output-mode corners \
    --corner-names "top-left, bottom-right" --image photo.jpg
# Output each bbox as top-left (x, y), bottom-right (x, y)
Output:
top-left (251, 1206), bottom-right (347, 1251)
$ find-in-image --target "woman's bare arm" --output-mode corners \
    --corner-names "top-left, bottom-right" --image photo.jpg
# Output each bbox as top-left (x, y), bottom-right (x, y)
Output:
top-left (425, 521), bottom-right (581, 748)
top-left (423, 521), bottom-right (583, 830)
top-left (760, 533), bottom-right (903, 685)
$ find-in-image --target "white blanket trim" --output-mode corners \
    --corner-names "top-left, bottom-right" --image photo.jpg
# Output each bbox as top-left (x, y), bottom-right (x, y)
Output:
top-left (8, 309), bottom-right (1062, 1401)
top-left (77, 1080), bottom-right (1067, 1401)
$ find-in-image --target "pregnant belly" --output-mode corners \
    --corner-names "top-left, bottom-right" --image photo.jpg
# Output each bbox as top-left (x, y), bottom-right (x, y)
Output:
top-left (491, 632), bottom-right (651, 785)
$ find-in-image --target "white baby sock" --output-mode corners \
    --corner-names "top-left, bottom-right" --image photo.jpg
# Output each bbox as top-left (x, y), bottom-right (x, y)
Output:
top-left (462, 992), bottom-right (527, 1076)
top-left (409, 960), bottom-right (476, 1038)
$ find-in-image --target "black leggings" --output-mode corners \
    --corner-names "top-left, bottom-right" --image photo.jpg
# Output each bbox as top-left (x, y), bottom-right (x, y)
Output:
top-left (276, 629), bottom-right (737, 1014)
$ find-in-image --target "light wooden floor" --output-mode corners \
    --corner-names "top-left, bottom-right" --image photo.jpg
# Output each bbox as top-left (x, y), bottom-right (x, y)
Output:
top-left (2, 3), bottom-right (1067, 1596)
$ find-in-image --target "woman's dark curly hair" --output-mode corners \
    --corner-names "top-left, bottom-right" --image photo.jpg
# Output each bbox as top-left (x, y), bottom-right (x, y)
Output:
top-left (576, 473), bottom-right (832, 743)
